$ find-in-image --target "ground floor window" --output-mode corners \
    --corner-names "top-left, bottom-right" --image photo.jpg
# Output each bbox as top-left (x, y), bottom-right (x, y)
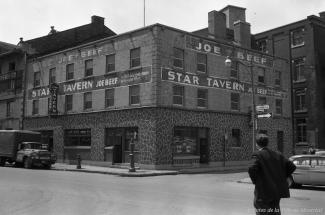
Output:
top-left (64, 129), bottom-right (91, 146)
top-left (105, 127), bottom-right (138, 150)
top-left (296, 118), bottom-right (307, 145)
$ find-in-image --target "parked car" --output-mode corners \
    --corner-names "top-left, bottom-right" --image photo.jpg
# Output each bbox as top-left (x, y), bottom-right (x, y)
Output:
top-left (288, 154), bottom-right (325, 187)
top-left (315, 151), bottom-right (325, 156)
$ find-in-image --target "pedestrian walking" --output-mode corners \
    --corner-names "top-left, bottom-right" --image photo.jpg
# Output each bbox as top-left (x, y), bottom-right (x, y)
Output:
top-left (248, 133), bottom-right (296, 215)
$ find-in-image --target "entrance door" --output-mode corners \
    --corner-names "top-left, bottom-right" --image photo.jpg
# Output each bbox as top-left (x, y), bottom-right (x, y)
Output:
top-left (199, 138), bottom-right (209, 163)
top-left (277, 131), bottom-right (284, 153)
top-left (113, 136), bottom-right (123, 164)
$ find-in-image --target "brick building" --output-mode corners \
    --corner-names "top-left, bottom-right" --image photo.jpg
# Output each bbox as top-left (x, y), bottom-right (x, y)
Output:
top-left (253, 12), bottom-right (325, 152)
top-left (22, 5), bottom-right (291, 170)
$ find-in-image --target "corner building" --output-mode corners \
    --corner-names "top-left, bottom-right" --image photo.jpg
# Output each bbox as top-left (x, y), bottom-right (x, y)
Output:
top-left (24, 6), bottom-right (292, 169)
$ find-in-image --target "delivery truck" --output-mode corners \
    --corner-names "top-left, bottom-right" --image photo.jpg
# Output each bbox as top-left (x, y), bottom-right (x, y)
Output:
top-left (0, 130), bottom-right (56, 169)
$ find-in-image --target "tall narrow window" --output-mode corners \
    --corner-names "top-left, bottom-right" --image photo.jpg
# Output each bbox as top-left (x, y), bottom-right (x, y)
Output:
top-left (9, 62), bottom-right (15, 71)
top-left (257, 67), bottom-right (265, 84)
top-left (173, 85), bottom-right (184, 105)
top-left (105, 88), bottom-right (114, 107)
top-left (293, 57), bottom-right (305, 82)
top-left (65, 94), bottom-right (73, 112)
top-left (6, 101), bottom-right (14, 117)
top-left (291, 28), bottom-right (305, 48)
top-left (274, 70), bottom-right (281, 87)
top-left (197, 53), bottom-right (207, 73)
top-left (173, 47), bottom-right (184, 69)
top-left (66, 63), bottom-right (74, 80)
top-left (295, 89), bottom-right (306, 111)
top-left (230, 61), bottom-right (238, 79)
top-left (197, 89), bottom-right (208, 108)
top-left (296, 118), bottom-right (307, 144)
top-left (85, 59), bottom-right (93, 77)
top-left (231, 129), bottom-right (241, 147)
top-left (130, 48), bottom-right (140, 68)
top-left (32, 100), bottom-right (39, 115)
top-left (49, 67), bottom-right (56, 84)
top-left (83, 92), bottom-right (92, 110)
top-left (129, 85), bottom-right (140, 105)
top-left (275, 99), bottom-right (282, 115)
top-left (106, 54), bottom-right (115, 73)
top-left (34, 71), bottom-right (40, 87)
top-left (231, 93), bottom-right (240, 110)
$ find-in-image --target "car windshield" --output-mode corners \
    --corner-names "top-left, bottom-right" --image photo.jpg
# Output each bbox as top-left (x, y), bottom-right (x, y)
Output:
top-left (23, 142), bottom-right (43, 150)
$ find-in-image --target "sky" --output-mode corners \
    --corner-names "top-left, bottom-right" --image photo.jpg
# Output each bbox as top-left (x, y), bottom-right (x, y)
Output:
top-left (1, 0), bottom-right (325, 45)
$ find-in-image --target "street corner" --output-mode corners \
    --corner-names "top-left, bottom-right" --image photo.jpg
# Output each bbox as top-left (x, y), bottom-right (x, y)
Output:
top-left (237, 177), bottom-right (253, 184)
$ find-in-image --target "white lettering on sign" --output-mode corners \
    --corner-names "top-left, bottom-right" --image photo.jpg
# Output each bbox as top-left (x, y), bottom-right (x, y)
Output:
top-left (195, 42), bottom-right (221, 55)
top-left (96, 78), bottom-right (118, 87)
top-left (167, 71), bottom-right (200, 85)
top-left (63, 81), bottom-right (93, 93)
top-left (58, 47), bottom-right (104, 64)
top-left (31, 88), bottom-right (50, 98)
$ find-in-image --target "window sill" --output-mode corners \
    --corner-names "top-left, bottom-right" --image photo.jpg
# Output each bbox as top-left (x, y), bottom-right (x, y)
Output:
top-left (64, 146), bottom-right (91, 149)
top-left (291, 43), bottom-right (305, 49)
top-left (293, 79), bottom-right (306, 84)
top-left (296, 142), bottom-right (308, 146)
top-left (129, 66), bottom-right (142, 71)
top-left (173, 155), bottom-right (200, 159)
top-left (294, 109), bottom-right (308, 113)
top-left (230, 146), bottom-right (242, 149)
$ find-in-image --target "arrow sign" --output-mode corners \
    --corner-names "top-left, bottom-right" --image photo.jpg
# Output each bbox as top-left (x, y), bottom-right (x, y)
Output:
top-left (257, 113), bottom-right (272, 118)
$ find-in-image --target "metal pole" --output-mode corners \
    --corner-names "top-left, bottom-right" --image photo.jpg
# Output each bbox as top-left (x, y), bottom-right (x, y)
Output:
top-left (250, 59), bottom-right (256, 152)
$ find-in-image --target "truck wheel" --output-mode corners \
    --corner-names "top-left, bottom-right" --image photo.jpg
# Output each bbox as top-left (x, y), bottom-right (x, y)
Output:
top-left (44, 164), bottom-right (51, 169)
top-left (0, 157), bottom-right (5, 166)
top-left (23, 158), bottom-right (32, 169)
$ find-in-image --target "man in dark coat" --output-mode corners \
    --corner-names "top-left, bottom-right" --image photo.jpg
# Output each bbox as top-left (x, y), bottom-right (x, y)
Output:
top-left (248, 133), bottom-right (296, 215)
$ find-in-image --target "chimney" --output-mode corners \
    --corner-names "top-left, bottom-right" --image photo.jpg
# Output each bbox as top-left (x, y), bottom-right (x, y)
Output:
top-left (91, 15), bottom-right (105, 25)
top-left (208, 10), bottom-right (227, 39)
top-left (48, 26), bottom-right (58, 35)
top-left (234, 20), bottom-right (251, 48)
top-left (319, 12), bottom-right (325, 20)
top-left (220, 5), bottom-right (246, 30)
top-left (17, 37), bottom-right (24, 46)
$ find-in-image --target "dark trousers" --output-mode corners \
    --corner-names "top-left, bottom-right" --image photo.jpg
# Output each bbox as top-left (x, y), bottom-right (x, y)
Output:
top-left (254, 198), bottom-right (281, 215)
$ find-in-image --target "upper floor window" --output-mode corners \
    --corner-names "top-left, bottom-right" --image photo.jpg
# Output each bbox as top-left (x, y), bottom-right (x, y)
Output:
top-left (197, 88), bottom-right (208, 108)
top-left (129, 85), bottom-right (140, 105)
top-left (291, 28), bottom-right (305, 48)
top-left (65, 94), bottom-right (73, 112)
top-left (275, 99), bottom-right (283, 115)
top-left (293, 57), bottom-right (305, 82)
top-left (83, 92), bottom-right (92, 110)
top-left (49, 67), bottom-right (56, 84)
top-left (6, 101), bottom-right (14, 117)
top-left (173, 47), bottom-right (184, 69)
top-left (32, 100), bottom-right (39, 115)
top-left (106, 54), bottom-right (115, 73)
top-left (230, 61), bottom-right (238, 79)
top-left (66, 63), bottom-right (74, 80)
top-left (105, 88), bottom-right (114, 107)
top-left (256, 39), bottom-right (267, 53)
top-left (257, 67), bottom-right (265, 84)
top-left (197, 53), bottom-right (207, 73)
top-left (274, 70), bottom-right (281, 87)
top-left (173, 85), bottom-right (184, 105)
top-left (295, 89), bottom-right (306, 111)
top-left (258, 97), bottom-right (267, 105)
top-left (130, 48), bottom-right (140, 68)
top-left (34, 71), bottom-right (40, 87)
top-left (296, 118), bottom-right (307, 143)
top-left (231, 128), bottom-right (241, 147)
top-left (85, 59), bottom-right (93, 77)
top-left (9, 62), bottom-right (15, 71)
top-left (231, 93), bottom-right (240, 111)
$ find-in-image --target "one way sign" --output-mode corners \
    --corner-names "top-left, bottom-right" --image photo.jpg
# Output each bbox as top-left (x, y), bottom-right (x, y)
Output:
top-left (257, 113), bottom-right (272, 118)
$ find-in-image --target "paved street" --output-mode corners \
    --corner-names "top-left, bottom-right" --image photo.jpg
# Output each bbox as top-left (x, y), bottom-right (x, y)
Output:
top-left (0, 167), bottom-right (324, 215)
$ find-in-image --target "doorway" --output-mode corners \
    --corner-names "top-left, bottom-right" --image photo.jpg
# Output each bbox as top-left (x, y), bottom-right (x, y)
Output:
top-left (277, 131), bottom-right (284, 153)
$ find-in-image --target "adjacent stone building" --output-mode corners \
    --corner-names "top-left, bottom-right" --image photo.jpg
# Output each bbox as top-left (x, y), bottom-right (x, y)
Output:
top-left (22, 5), bottom-right (291, 169)
top-left (253, 12), bottom-right (325, 153)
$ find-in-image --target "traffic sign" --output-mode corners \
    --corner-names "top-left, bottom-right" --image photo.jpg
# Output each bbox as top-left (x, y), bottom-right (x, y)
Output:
top-left (256, 105), bottom-right (269, 112)
top-left (257, 113), bottom-right (272, 118)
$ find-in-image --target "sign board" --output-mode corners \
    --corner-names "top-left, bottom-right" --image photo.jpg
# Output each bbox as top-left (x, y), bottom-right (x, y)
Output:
top-left (257, 113), bottom-right (272, 118)
top-left (256, 105), bottom-right (269, 112)
top-left (48, 83), bottom-right (59, 116)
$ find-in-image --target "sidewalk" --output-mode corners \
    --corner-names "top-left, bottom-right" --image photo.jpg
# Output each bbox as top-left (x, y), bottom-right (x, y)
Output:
top-left (51, 163), bottom-right (179, 177)
top-left (237, 177), bottom-right (253, 184)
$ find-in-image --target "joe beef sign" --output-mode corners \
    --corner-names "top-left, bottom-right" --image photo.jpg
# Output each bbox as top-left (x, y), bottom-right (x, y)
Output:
top-left (161, 68), bottom-right (287, 98)
top-left (28, 67), bottom-right (151, 99)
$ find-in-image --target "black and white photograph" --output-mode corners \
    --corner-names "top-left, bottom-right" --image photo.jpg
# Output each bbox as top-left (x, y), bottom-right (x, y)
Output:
top-left (0, 0), bottom-right (325, 214)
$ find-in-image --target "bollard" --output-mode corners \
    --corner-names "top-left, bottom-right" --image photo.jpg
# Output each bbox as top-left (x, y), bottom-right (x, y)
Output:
top-left (129, 142), bottom-right (136, 172)
top-left (76, 154), bottom-right (81, 169)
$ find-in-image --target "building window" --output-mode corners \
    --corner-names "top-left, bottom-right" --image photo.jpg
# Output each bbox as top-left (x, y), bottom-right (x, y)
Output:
top-left (274, 70), bottom-right (281, 87)
top-left (32, 100), bottom-right (39, 115)
top-left (34, 71), bottom-right (40, 87)
top-left (85, 59), bottom-right (93, 77)
top-left (295, 89), bottom-right (306, 111)
top-left (258, 97), bottom-right (267, 105)
top-left (257, 67), bottom-right (265, 84)
top-left (231, 129), bottom-right (241, 147)
top-left (291, 28), bottom-right (305, 48)
top-left (8, 79), bottom-right (15, 90)
top-left (130, 48), bottom-right (140, 68)
top-left (64, 129), bottom-right (91, 147)
top-left (66, 63), bottom-right (74, 80)
top-left (49, 67), bottom-right (56, 84)
top-left (197, 53), bottom-right (207, 73)
top-left (275, 99), bottom-right (282, 115)
top-left (256, 39), bottom-right (267, 53)
top-left (230, 61), bottom-right (238, 79)
top-left (231, 93), bottom-right (240, 110)
top-left (65, 94), bottom-right (73, 112)
top-left (105, 128), bottom-right (138, 151)
top-left (105, 88), bottom-right (114, 107)
top-left (83, 92), bottom-right (92, 110)
top-left (173, 85), bottom-right (184, 105)
top-left (106, 54), bottom-right (115, 73)
top-left (173, 47), bottom-right (184, 69)
top-left (6, 101), bottom-right (14, 117)
top-left (9, 62), bottom-right (15, 71)
top-left (293, 57), bottom-right (305, 82)
top-left (129, 85), bottom-right (140, 105)
top-left (197, 89), bottom-right (208, 108)
top-left (296, 118), bottom-right (307, 144)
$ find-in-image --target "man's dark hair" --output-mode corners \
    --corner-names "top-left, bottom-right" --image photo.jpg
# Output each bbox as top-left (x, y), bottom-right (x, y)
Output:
top-left (256, 133), bottom-right (269, 147)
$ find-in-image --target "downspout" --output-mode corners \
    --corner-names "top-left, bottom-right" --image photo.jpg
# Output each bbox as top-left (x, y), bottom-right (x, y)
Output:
top-left (288, 31), bottom-right (295, 155)
top-left (21, 52), bottom-right (27, 130)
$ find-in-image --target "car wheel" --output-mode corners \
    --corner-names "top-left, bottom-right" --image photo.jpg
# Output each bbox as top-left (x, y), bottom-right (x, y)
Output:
top-left (44, 164), bottom-right (51, 169)
top-left (24, 158), bottom-right (32, 169)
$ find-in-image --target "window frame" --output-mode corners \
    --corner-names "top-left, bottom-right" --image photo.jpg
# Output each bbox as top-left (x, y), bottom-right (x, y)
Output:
top-left (64, 129), bottom-right (91, 147)
top-left (49, 67), bottom-right (56, 84)
top-left (230, 61), bottom-right (239, 80)
top-left (32, 99), bottom-right (39, 115)
top-left (173, 47), bottom-right (184, 69)
top-left (291, 27), bottom-right (305, 48)
top-left (106, 54), bottom-right (115, 73)
top-left (84, 59), bottom-right (93, 77)
top-left (294, 89), bottom-right (306, 111)
top-left (173, 85), bottom-right (184, 106)
top-left (105, 88), bottom-right (115, 107)
top-left (130, 48), bottom-right (141, 68)
top-left (33, 71), bottom-right (40, 87)
top-left (292, 57), bottom-right (306, 82)
top-left (129, 85), bottom-right (140, 105)
top-left (197, 53), bottom-right (207, 73)
top-left (66, 63), bottom-right (74, 80)
top-left (296, 118), bottom-right (307, 144)
top-left (65, 94), bottom-right (73, 112)
top-left (83, 92), bottom-right (92, 110)
top-left (274, 70), bottom-right (281, 87)
top-left (275, 99), bottom-right (283, 115)
top-left (197, 88), bottom-right (208, 108)
top-left (6, 100), bottom-right (14, 117)
top-left (230, 93), bottom-right (240, 111)
top-left (257, 67), bottom-right (266, 84)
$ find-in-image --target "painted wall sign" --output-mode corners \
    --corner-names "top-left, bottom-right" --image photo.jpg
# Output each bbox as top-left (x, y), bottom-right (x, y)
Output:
top-left (48, 83), bottom-right (59, 115)
top-left (0, 71), bottom-right (16, 81)
top-left (185, 36), bottom-right (273, 67)
top-left (161, 68), bottom-right (287, 98)
top-left (28, 66), bottom-right (152, 99)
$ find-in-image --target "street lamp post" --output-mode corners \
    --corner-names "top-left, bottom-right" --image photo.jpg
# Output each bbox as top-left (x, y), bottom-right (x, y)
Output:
top-left (225, 57), bottom-right (256, 152)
